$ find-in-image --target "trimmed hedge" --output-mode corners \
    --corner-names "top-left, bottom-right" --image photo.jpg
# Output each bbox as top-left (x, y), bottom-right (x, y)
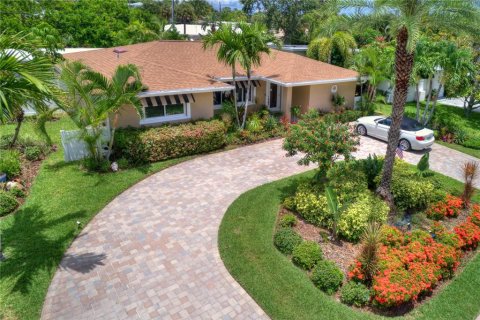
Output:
top-left (115, 120), bottom-right (226, 164)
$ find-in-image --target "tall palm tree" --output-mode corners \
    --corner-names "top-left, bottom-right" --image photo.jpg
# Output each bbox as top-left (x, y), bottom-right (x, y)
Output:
top-left (346, 0), bottom-right (479, 211)
top-left (83, 64), bottom-right (144, 160)
top-left (0, 32), bottom-right (58, 146)
top-left (203, 24), bottom-right (244, 126)
top-left (307, 31), bottom-right (357, 67)
top-left (237, 22), bottom-right (279, 128)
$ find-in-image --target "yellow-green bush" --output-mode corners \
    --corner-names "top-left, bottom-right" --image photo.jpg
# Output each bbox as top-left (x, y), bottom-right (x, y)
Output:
top-left (293, 183), bottom-right (331, 228)
top-left (338, 192), bottom-right (389, 242)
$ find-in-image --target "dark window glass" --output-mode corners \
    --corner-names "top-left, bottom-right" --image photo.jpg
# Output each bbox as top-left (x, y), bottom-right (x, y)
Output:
top-left (165, 104), bottom-right (184, 115)
top-left (145, 105), bottom-right (165, 118)
top-left (213, 92), bottom-right (221, 105)
top-left (401, 119), bottom-right (424, 131)
top-left (378, 118), bottom-right (392, 126)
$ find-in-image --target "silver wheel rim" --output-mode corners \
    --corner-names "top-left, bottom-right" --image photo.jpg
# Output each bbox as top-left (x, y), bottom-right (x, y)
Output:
top-left (399, 140), bottom-right (409, 151)
top-left (357, 126), bottom-right (366, 135)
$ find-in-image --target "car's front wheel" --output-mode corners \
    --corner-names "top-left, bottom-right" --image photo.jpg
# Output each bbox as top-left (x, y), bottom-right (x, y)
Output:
top-left (399, 139), bottom-right (411, 151)
top-left (356, 124), bottom-right (367, 136)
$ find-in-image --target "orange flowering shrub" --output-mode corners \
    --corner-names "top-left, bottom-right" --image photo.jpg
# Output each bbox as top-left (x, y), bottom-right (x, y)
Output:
top-left (350, 227), bottom-right (462, 308)
top-left (379, 226), bottom-right (404, 248)
top-left (430, 222), bottom-right (463, 250)
top-left (454, 221), bottom-right (480, 250)
top-left (469, 205), bottom-right (480, 227)
top-left (426, 195), bottom-right (463, 220)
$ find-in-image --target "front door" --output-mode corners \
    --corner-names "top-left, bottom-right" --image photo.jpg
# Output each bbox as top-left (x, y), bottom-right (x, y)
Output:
top-left (266, 82), bottom-right (281, 110)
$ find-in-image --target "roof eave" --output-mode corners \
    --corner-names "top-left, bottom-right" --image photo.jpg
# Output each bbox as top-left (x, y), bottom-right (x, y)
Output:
top-left (138, 85), bottom-right (235, 97)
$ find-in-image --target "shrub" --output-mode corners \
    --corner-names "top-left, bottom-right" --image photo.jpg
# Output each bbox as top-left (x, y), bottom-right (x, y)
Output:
top-left (292, 241), bottom-right (323, 270)
top-left (379, 225), bottom-right (404, 248)
top-left (462, 136), bottom-right (480, 150)
top-left (24, 146), bottom-right (43, 161)
top-left (283, 110), bottom-right (359, 177)
top-left (454, 221), bottom-right (480, 250)
top-left (338, 193), bottom-right (389, 242)
top-left (246, 113), bottom-right (263, 133)
top-left (273, 228), bottom-right (303, 255)
top-left (293, 183), bottom-right (331, 227)
top-left (9, 187), bottom-right (25, 198)
top-left (83, 157), bottom-right (111, 173)
top-left (0, 150), bottom-right (21, 179)
top-left (326, 161), bottom-right (368, 202)
top-left (280, 214), bottom-right (297, 228)
top-left (0, 191), bottom-right (18, 216)
top-left (341, 281), bottom-right (371, 307)
top-left (361, 154), bottom-right (383, 190)
top-left (311, 260), bottom-right (344, 295)
top-left (115, 120), bottom-right (226, 164)
top-left (263, 115), bottom-right (278, 131)
top-left (426, 195), bottom-right (463, 220)
top-left (469, 205), bottom-right (480, 227)
top-left (282, 196), bottom-right (296, 211)
top-left (404, 229), bottom-right (434, 245)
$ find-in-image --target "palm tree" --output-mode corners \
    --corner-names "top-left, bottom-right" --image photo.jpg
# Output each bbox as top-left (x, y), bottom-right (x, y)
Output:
top-left (353, 44), bottom-right (394, 103)
top-left (0, 32), bottom-right (58, 146)
top-left (237, 22), bottom-right (279, 128)
top-left (83, 64), bottom-right (144, 160)
top-left (59, 61), bottom-right (144, 162)
top-left (307, 31), bottom-right (357, 67)
top-left (346, 0), bottom-right (479, 211)
top-left (203, 24), bottom-right (244, 126)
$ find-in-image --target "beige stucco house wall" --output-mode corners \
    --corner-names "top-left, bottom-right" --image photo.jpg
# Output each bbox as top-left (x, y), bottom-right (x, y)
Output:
top-left (112, 80), bottom-right (357, 128)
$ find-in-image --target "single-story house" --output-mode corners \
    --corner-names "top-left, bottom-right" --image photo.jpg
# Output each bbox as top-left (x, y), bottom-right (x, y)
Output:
top-left (62, 40), bottom-right (359, 128)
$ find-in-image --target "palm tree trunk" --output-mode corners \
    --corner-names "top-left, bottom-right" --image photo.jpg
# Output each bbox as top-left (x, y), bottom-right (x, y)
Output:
top-left (241, 74), bottom-right (252, 129)
top-left (421, 76), bottom-right (433, 124)
top-left (11, 109), bottom-right (25, 147)
top-left (377, 27), bottom-right (414, 214)
top-left (367, 83), bottom-right (376, 103)
top-left (415, 81), bottom-right (421, 121)
top-left (106, 113), bottom-right (118, 161)
top-left (232, 65), bottom-right (240, 127)
top-left (426, 83), bottom-right (442, 124)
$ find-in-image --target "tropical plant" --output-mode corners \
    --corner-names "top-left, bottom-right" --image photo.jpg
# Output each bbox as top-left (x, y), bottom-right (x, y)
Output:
top-left (462, 161), bottom-right (479, 208)
top-left (236, 22), bottom-right (279, 129)
top-left (353, 43), bottom-right (394, 103)
top-left (347, 0), bottom-right (480, 212)
top-left (307, 31), bottom-right (357, 67)
top-left (358, 221), bottom-right (381, 285)
top-left (0, 32), bottom-right (59, 146)
top-left (416, 152), bottom-right (430, 177)
top-left (203, 24), bottom-right (244, 126)
top-left (325, 186), bottom-right (341, 241)
top-left (283, 110), bottom-right (359, 179)
top-left (82, 64), bottom-right (144, 160)
top-left (362, 154), bottom-right (383, 190)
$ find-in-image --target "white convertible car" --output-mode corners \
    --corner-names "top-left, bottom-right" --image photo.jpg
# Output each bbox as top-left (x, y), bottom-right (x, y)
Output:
top-left (355, 116), bottom-right (435, 151)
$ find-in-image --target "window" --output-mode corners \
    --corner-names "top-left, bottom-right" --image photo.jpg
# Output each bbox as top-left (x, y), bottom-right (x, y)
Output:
top-left (378, 118), bottom-right (392, 126)
top-left (213, 86), bottom-right (256, 109)
top-left (141, 103), bottom-right (190, 125)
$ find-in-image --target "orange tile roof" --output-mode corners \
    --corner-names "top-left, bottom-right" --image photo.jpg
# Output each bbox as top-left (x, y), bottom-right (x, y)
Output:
top-left (62, 41), bottom-right (359, 93)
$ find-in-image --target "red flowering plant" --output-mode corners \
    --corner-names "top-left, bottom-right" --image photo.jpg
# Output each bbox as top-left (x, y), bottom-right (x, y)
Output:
top-left (430, 222), bottom-right (463, 250)
top-left (454, 221), bottom-right (480, 250)
top-left (379, 225), bottom-right (404, 248)
top-left (348, 259), bottom-right (365, 282)
top-left (469, 204), bottom-right (480, 227)
top-left (426, 195), bottom-right (463, 220)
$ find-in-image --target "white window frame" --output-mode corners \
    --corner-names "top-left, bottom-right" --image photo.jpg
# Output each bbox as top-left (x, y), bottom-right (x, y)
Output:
top-left (139, 102), bottom-right (191, 125)
top-left (214, 87), bottom-right (257, 109)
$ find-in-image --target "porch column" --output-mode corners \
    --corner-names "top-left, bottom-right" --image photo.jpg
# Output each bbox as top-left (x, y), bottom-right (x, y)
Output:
top-left (281, 86), bottom-right (292, 121)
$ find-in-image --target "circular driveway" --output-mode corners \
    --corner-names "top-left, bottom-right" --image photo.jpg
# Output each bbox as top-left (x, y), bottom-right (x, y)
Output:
top-left (41, 138), bottom-right (479, 319)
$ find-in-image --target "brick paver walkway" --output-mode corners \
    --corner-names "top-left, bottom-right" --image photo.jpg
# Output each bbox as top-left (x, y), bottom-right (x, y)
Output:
top-left (42, 137), bottom-right (480, 320)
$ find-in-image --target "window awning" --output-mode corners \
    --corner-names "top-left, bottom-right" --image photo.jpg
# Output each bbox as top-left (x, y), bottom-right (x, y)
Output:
top-left (141, 93), bottom-right (195, 107)
top-left (235, 80), bottom-right (261, 90)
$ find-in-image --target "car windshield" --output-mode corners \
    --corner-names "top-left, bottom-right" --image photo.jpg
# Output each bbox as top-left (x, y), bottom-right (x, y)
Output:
top-left (401, 118), bottom-right (424, 131)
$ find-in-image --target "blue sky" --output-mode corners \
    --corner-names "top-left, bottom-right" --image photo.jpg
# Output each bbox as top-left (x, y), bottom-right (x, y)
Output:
top-left (207, 0), bottom-right (243, 10)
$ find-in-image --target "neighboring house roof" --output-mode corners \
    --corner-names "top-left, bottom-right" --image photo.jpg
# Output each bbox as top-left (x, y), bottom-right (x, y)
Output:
top-left (62, 40), bottom-right (358, 95)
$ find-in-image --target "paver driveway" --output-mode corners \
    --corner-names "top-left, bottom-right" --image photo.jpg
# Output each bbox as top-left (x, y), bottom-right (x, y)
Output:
top-left (42, 137), bottom-right (480, 320)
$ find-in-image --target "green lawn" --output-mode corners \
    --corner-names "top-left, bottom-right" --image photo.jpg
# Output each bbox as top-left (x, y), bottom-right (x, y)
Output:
top-left (375, 101), bottom-right (480, 158)
top-left (219, 170), bottom-right (480, 320)
top-left (0, 117), bottom-right (190, 320)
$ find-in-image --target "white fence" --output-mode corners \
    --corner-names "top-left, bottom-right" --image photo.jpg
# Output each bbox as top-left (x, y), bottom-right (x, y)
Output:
top-left (61, 127), bottom-right (111, 162)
